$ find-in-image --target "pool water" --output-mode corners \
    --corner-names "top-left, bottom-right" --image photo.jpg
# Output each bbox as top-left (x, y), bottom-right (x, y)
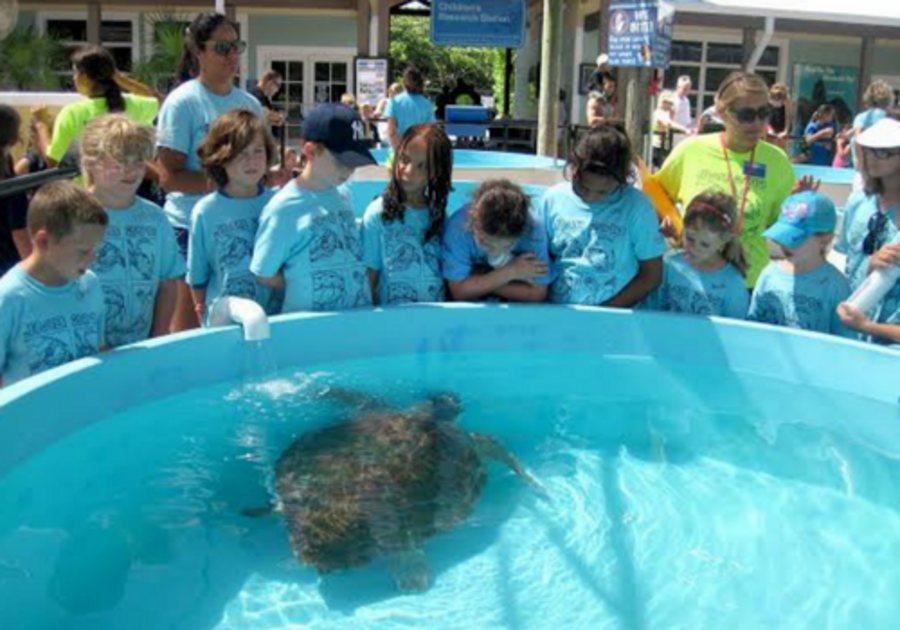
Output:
top-left (1, 350), bottom-right (898, 630)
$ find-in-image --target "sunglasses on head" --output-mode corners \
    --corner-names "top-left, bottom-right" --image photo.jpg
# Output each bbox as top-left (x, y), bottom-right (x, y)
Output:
top-left (207, 39), bottom-right (247, 56)
top-left (864, 146), bottom-right (900, 160)
top-left (862, 211), bottom-right (889, 255)
top-left (729, 105), bottom-right (773, 124)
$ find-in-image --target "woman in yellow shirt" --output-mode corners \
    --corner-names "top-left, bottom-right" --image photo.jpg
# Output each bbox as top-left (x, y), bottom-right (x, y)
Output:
top-left (653, 72), bottom-right (796, 287)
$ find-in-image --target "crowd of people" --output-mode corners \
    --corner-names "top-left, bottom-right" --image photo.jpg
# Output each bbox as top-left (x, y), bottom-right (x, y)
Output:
top-left (0, 14), bottom-right (898, 388)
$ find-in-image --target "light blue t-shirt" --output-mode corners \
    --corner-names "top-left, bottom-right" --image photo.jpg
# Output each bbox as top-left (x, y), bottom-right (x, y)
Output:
top-left (384, 93), bottom-right (435, 139)
top-left (250, 182), bottom-right (372, 313)
top-left (869, 232), bottom-right (900, 347)
top-left (646, 252), bottom-right (749, 319)
top-left (362, 197), bottom-right (444, 305)
top-left (835, 192), bottom-right (900, 292)
top-left (188, 187), bottom-right (278, 315)
top-left (94, 197), bottom-right (185, 348)
top-left (851, 108), bottom-right (888, 168)
top-left (0, 266), bottom-right (106, 385)
top-left (156, 79), bottom-right (264, 229)
top-left (441, 203), bottom-right (554, 286)
top-left (748, 262), bottom-right (851, 337)
top-left (542, 182), bottom-right (666, 305)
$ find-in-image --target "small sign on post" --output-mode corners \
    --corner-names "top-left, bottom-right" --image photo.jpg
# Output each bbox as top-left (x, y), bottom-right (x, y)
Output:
top-left (431, 0), bottom-right (526, 49)
top-left (355, 57), bottom-right (389, 106)
top-left (608, 0), bottom-right (674, 68)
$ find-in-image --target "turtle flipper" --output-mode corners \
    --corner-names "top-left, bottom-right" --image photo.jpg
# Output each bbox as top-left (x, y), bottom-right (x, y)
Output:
top-left (240, 502), bottom-right (282, 518)
top-left (320, 386), bottom-right (387, 411)
top-left (472, 434), bottom-right (548, 498)
top-left (388, 547), bottom-right (432, 592)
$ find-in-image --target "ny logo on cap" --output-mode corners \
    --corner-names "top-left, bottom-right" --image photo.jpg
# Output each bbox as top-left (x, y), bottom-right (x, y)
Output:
top-left (352, 120), bottom-right (365, 141)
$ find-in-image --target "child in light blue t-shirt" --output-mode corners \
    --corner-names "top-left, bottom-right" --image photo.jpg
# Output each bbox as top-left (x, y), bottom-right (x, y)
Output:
top-left (363, 124), bottom-right (452, 305)
top-left (384, 67), bottom-right (435, 151)
top-left (189, 110), bottom-right (279, 321)
top-left (542, 126), bottom-right (665, 307)
top-left (442, 179), bottom-right (553, 302)
top-left (0, 183), bottom-right (108, 386)
top-left (645, 191), bottom-right (749, 319)
top-left (251, 104), bottom-right (376, 313)
top-left (837, 232), bottom-right (900, 346)
top-left (749, 191), bottom-right (851, 336)
top-left (80, 115), bottom-right (184, 348)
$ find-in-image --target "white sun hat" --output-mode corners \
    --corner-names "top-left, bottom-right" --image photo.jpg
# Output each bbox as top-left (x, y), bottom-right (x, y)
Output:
top-left (857, 118), bottom-right (900, 149)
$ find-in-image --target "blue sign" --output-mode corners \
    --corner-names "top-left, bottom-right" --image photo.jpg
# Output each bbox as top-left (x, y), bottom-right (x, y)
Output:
top-left (608, 0), bottom-right (674, 68)
top-left (432, 0), bottom-right (526, 49)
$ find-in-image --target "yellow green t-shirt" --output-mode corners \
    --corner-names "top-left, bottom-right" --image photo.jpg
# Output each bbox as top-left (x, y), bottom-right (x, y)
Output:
top-left (653, 133), bottom-right (796, 287)
top-left (47, 94), bottom-right (159, 164)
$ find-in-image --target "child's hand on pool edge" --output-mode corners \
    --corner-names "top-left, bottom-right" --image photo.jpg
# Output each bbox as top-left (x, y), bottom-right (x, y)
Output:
top-left (504, 254), bottom-right (549, 284)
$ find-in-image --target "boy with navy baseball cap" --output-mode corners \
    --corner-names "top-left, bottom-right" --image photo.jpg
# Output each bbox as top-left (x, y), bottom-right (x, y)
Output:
top-left (251, 103), bottom-right (375, 313)
top-left (748, 190), bottom-right (852, 336)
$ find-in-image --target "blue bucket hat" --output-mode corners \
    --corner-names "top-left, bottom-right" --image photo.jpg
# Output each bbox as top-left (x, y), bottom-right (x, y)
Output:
top-left (763, 191), bottom-right (837, 248)
top-left (300, 103), bottom-right (376, 169)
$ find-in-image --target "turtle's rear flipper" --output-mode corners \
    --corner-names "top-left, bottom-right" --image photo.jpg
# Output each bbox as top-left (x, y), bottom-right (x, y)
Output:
top-left (241, 504), bottom-right (277, 518)
top-left (388, 548), bottom-right (432, 592)
top-left (473, 434), bottom-right (549, 499)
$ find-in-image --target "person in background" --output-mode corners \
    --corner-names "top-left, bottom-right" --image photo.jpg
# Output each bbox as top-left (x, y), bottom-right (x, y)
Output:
top-left (375, 82), bottom-right (403, 148)
top-left (155, 12), bottom-right (265, 332)
top-left (749, 191), bottom-right (850, 337)
top-left (0, 182), bottom-right (108, 386)
top-left (14, 105), bottom-right (53, 178)
top-left (851, 80), bottom-right (896, 192)
top-left (767, 83), bottom-right (793, 151)
top-left (249, 69), bottom-right (285, 128)
top-left (652, 91), bottom-right (690, 168)
top-left (832, 123), bottom-right (854, 169)
top-left (385, 67), bottom-right (435, 151)
top-left (673, 75), bottom-right (694, 130)
top-left (341, 93), bottom-right (357, 110)
top-left (0, 105), bottom-right (31, 277)
top-left (586, 72), bottom-right (617, 127)
top-left (803, 104), bottom-right (838, 166)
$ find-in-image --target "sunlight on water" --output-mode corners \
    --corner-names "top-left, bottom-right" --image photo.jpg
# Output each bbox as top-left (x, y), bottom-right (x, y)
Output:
top-left (0, 352), bottom-right (898, 630)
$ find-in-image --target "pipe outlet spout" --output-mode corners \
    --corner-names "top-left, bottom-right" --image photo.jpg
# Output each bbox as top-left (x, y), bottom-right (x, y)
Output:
top-left (207, 296), bottom-right (271, 342)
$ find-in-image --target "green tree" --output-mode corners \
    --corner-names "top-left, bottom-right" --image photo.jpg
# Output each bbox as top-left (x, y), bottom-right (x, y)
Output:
top-left (389, 16), bottom-right (493, 95)
top-left (133, 12), bottom-right (191, 94)
top-left (0, 26), bottom-right (66, 91)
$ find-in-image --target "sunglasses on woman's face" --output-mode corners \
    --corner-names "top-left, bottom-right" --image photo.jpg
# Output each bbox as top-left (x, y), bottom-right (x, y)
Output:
top-left (862, 212), bottom-right (889, 255)
top-left (729, 105), bottom-right (773, 124)
top-left (865, 146), bottom-right (900, 160)
top-left (207, 39), bottom-right (247, 56)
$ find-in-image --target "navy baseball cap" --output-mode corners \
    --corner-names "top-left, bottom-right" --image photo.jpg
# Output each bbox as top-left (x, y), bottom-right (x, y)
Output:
top-left (300, 103), bottom-right (376, 169)
top-left (763, 191), bottom-right (837, 248)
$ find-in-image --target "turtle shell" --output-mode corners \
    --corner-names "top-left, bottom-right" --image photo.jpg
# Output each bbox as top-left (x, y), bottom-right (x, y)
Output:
top-left (275, 412), bottom-right (487, 573)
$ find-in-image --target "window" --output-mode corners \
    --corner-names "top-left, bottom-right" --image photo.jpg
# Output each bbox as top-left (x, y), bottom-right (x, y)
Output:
top-left (314, 61), bottom-right (349, 105)
top-left (41, 13), bottom-right (138, 88)
top-left (664, 38), bottom-right (782, 120)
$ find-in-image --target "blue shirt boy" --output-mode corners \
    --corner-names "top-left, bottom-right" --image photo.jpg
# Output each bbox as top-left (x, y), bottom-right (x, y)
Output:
top-left (384, 93), bottom-right (435, 139)
top-left (442, 204), bottom-right (554, 286)
top-left (93, 197), bottom-right (185, 347)
top-left (647, 251), bottom-right (749, 319)
top-left (250, 182), bottom-right (372, 313)
top-left (0, 266), bottom-right (106, 385)
top-left (188, 187), bottom-right (278, 315)
top-left (804, 119), bottom-right (837, 166)
top-left (362, 197), bottom-right (445, 305)
top-left (748, 262), bottom-right (851, 336)
top-left (156, 80), bottom-right (264, 229)
top-left (541, 182), bottom-right (665, 305)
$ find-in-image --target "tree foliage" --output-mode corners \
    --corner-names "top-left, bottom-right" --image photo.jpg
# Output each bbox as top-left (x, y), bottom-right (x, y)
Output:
top-left (0, 26), bottom-right (67, 91)
top-left (133, 11), bottom-right (191, 93)
top-left (389, 16), bottom-right (494, 94)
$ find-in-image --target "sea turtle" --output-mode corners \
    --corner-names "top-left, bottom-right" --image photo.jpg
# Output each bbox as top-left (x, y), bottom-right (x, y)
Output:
top-left (244, 389), bottom-right (541, 592)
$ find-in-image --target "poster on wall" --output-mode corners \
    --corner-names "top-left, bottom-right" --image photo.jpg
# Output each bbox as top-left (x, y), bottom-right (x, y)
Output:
top-left (793, 64), bottom-right (859, 128)
top-left (355, 57), bottom-right (389, 106)
top-left (607, 0), bottom-right (674, 68)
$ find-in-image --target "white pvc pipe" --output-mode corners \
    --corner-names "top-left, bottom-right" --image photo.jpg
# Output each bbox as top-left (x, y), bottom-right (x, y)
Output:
top-left (207, 296), bottom-right (271, 342)
top-left (215, 0), bottom-right (225, 15)
top-left (746, 16), bottom-right (775, 74)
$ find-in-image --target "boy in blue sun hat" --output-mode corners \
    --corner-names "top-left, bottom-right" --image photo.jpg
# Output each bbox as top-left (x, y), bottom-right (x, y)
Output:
top-left (748, 190), bottom-right (851, 336)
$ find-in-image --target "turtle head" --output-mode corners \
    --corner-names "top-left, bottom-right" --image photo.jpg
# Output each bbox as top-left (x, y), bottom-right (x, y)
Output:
top-left (426, 392), bottom-right (462, 422)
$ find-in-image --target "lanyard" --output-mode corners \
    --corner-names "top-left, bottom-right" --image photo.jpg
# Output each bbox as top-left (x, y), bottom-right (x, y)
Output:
top-left (720, 133), bottom-right (756, 235)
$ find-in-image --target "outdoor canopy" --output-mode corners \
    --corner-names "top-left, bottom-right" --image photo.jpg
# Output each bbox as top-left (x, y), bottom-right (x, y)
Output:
top-left (670, 0), bottom-right (900, 28)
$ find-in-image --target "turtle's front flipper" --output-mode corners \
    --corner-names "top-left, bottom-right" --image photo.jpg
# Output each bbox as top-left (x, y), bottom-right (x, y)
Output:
top-left (388, 547), bottom-right (432, 592)
top-left (240, 502), bottom-right (280, 518)
top-left (472, 434), bottom-right (548, 499)
top-left (320, 386), bottom-right (387, 411)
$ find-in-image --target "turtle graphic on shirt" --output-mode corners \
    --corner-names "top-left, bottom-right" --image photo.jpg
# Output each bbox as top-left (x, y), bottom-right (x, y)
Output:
top-left (217, 233), bottom-right (255, 268)
top-left (387, 282), bottom-right (418, 305)
top-left (101, 285), bottom-right (127, 332)
top-left (312, 270), bottom-right (347, 311)
top-left (423, 241), bottom-right (442, 277)
top-left (752, 293), bottom-right (787, 325)
top-left (553, 223), bottom-right (592, 260)
top-left (128, 238), bottom-right (156, 281)
top-left (793, 294), bottom-right (824, 329)
top-left (132, 285), bottom-right (156, 333)
top-left (27, 336), bottom-right (73, 373)
top-left (386, 241), bottom-right (421, 274)
top-left (73, 327), bottom-right (98, 357)
top-left (351, 269), bottom-right (372, 308)
top-left (225, 276), bottom-right (260, 302)
top-left (310, 225), bottom-right (345, 264)
top-left (94, 241), bottom-right (127, 274)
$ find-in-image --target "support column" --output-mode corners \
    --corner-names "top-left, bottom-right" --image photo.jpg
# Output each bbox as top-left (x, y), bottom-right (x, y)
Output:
top-left (859, 36), bottom-right (875, 111)
top-left (376, 0), bottom-right (390, 57)
top-left (741, 27), bottom-right (757, 71)
top-left (225, 3), bottom-right (236, 22)
top-left (357, 0), bottom-right (370, 57)
top-left (598, 0), bottom-right (609, 56)
top-left (87, 3), bottom-right (101, 45)
top-left (537, 0), bottom-right (563, 156)
top-left (564, 0), bottom-right (581, 130)
top-left (513, 11), bottom-right (538, 119)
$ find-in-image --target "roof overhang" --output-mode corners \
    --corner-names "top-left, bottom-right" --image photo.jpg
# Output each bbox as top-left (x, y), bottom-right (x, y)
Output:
top-left (671, 0), bottom-right (900, 29)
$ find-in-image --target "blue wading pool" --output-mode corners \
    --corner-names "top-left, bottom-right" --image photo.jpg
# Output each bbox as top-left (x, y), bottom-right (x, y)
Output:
top-left (1, 304), bottom-right (899, 630)
top-left (369, 149), bottom-right (565, 170)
